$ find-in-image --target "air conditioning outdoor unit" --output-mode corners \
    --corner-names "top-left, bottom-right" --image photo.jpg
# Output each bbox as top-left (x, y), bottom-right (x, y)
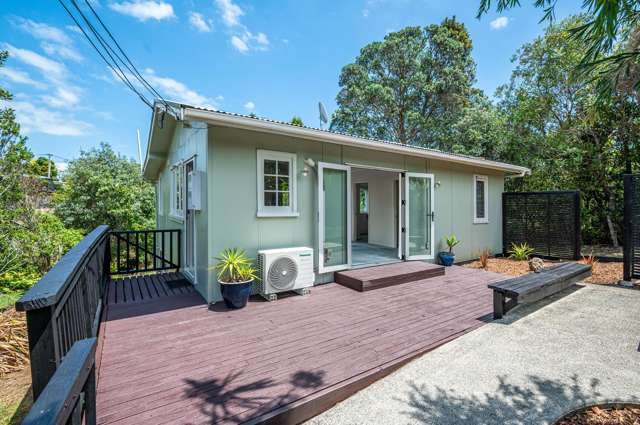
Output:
top-left (257, 247), bottom-right (314, 301)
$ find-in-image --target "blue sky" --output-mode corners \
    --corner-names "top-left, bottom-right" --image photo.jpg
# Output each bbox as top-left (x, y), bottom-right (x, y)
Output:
top-left (0, 0), bottom-right (580, 168)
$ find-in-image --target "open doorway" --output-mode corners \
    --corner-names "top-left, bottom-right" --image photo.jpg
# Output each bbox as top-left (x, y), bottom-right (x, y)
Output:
top-left (351, 167), bottom-right (401, 267)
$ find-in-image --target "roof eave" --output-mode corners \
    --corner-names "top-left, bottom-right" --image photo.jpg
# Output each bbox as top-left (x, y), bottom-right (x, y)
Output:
top-left (183, 107), bottom-right (531, 175)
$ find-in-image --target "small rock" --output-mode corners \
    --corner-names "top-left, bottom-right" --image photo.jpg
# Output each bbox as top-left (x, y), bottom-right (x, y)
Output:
top-left (529, 257), bottom-right (544, 273)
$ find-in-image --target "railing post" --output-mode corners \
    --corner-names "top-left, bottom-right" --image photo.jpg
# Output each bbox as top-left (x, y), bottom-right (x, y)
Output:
top-left (25, 307), bottom-right (57, 399)
top-left (623, 174), bottom-right (633, 281)
top-left (177, 229), bottom-right (181, 271)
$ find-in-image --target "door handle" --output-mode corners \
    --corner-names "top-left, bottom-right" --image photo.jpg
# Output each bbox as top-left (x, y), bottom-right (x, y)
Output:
top-left (429, 211), bottom-right (435, 221)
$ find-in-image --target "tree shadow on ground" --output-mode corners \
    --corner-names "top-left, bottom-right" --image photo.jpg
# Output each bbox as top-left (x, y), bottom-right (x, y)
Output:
top-left (183, 369), bottom-right (326, 424)
top-left (401, 374), bottom-right (639, 425)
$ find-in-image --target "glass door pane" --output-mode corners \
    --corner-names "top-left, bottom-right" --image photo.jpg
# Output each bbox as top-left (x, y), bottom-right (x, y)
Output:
top-left (405, 173), bottom-right (434, 259)
top-left (318, 163), bottom-right (351, 272)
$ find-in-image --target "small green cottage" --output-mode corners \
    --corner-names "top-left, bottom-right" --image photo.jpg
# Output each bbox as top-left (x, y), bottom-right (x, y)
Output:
top-left (143, 101), bottom-right (530, 303)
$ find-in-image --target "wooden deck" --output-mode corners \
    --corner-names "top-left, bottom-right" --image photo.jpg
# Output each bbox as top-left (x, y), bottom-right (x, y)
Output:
top-left (97, 266), bottom-right (506, 425)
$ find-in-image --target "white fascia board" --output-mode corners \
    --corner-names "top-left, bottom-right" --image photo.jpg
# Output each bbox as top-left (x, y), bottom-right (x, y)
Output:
top-left (184, 107), bottom-right (530, 175)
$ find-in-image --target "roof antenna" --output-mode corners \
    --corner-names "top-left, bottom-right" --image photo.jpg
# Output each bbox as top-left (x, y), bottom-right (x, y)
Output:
top-left (318, 102), bottom-right (328, 130)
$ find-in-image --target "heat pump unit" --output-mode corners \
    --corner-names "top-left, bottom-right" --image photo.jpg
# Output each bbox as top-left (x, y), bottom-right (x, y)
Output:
top-left (257, 247), bottom-right (314, 301)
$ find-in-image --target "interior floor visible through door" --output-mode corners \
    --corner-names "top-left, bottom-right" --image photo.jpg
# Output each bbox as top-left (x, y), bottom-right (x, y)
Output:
top-left (352, 241), bottom-right (399, 268)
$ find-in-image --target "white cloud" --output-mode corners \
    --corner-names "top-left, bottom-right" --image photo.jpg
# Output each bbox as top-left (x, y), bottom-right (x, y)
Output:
top-left (0, 67), bottom-right (47, 89)
top-left (56, 162), bottom-right (68, 173)
top-left (109, 1), bottom-right (175, 21)
top-left (3, 44), bottom-right (66, 79)
top-left (189, 12), bottom-right (212, 32)
top-left (41, 86), bottom-right (82, 108)
top-left (6, 100), bottom-right (91, 136)
top-left (230, 35), bottom-right (248, 53)
top-left (215, 0), bottom-right (243, 27)
top-left (490, 16), bottom-right (509, 30)
top-left (215, 0), bottom-right (269, 53)
top-left (243, 101), bottom-right (255, 111)
top-left (16, 18), bottom-right (71, 44)
top-left (41, 42), bottom-right (83, 62)
top-left (121, 68), bottom-right (219, 109)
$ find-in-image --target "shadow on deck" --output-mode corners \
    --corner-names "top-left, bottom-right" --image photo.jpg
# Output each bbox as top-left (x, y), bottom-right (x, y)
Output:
top-left (97, 266), bottom-right (506, 425)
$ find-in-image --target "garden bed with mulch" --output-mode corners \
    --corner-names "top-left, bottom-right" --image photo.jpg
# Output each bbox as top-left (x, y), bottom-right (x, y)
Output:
top-left (555, 404), bottom-right (640, 425)
top-left (463, 257), bottom-right (625, 286)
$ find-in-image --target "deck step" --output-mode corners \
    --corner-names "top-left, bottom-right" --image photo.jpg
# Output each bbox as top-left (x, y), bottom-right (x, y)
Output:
top-left (335, 261), bottom-right (445, 292)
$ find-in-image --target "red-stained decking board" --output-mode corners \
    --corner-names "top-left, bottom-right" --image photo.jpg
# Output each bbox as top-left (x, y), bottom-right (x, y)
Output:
top-left (97, 266), bottom-right (505, 425)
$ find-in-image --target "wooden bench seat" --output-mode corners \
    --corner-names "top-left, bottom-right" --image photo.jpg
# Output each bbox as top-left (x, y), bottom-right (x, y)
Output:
top-left (488, 262), bottom-right (592, 319)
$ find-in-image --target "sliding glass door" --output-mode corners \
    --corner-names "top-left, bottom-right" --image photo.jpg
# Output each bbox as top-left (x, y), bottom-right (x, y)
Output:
top-left (318, 162), bottom-right (351, 273)
top-left (404, 173), bottom-right (435, 260)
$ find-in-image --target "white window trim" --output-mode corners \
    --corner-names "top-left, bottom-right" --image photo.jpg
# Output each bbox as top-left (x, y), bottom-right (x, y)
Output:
top-left (170, 163), bottom-right (185, 221)
top-left (257, 150), bottom-right (298, 218)
top-left (473, 174), bottom-right (489, 224)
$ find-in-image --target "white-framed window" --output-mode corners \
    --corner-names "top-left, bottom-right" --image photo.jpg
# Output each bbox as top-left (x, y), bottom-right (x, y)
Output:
top-left (257, 150), bottom-right (298, 217)
top-left (157, 181), bottom-right (164, 216)
top-left (473, 174), bottom-right (489, 224)
top-left (170, 163), bottom-right (185, 219)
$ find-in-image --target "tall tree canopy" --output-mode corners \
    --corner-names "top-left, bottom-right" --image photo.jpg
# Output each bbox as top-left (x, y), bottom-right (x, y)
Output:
top-left (55, 143), bottom-right (155, 232)
top-left (330, 17), bottom-right (476, 148)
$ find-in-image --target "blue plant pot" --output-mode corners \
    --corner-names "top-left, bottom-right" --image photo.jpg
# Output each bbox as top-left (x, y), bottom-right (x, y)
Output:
top-left (219, 279), bottom-right (253, 309)
top-left (439, 252), bottom-right (455, 267)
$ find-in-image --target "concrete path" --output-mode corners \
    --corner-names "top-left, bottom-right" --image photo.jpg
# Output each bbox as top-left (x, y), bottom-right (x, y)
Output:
top-left (308, 284), bottom-right (640, 425)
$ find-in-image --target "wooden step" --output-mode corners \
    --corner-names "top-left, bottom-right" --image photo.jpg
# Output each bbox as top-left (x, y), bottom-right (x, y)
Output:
top-left (335, 261), bottom-right (445, 292)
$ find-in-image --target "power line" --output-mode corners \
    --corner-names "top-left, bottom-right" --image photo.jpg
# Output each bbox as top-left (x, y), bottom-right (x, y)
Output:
top-left (79, 0), bottom-right (173, 110)
top-left (57, 0), bottom-right (154, 108)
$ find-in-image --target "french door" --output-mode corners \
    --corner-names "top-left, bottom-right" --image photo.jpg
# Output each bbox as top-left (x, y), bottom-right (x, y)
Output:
top-left (404, 173), bottom-right (435, 260)
top-left (318, 162), bottom-right (351, 273)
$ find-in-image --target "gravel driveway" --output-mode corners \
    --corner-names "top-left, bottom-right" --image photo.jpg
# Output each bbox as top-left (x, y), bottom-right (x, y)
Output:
top-left (308, 284), bottom-right (640, 425)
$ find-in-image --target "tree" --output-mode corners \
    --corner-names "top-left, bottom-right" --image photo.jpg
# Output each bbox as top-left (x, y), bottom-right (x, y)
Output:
top-left (290, 116), bottom-right (304, 127)
top-left (476, 0), bottom-right (640, 92)
top-left (330, 17), bottom-right (476, 149)
top-left (55, 143), bottom-right (155, 232)
top-left (27, 156), bottom-right (58, 180)
top-left (0, 50), bottom-right (34, 275)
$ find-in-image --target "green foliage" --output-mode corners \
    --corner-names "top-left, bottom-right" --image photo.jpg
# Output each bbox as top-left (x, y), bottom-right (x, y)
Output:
top-left (477, 0), bottom-right (640, 93)
top-left (445, 234), bottom-right (461, 254)
top-left (508, 243), bottom-right (535, 261)
top-left (0, 271), bottom-right (40, 294)
top-left (330, 17), bottom-right (476, 148)
top-left (26, 156), bottom-right (57, 179)
top-left (54, 143), bottom-right (155, 232)
top-left (212, 248), bottom-right (258, 283)
top-left (290, 116), bottom-right (304, 127)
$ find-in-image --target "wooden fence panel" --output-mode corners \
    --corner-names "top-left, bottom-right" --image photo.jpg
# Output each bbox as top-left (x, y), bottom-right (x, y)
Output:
top-left (503, 191), bottom-right (581, 260)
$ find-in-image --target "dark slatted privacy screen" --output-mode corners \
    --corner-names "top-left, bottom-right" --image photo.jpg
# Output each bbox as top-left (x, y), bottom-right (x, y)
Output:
top-left (476, 180), bottom-right (486, 219)
top-left (623, 175), bottom-right (640, 280)
top-left (502, 191), bottom-right (581, 260)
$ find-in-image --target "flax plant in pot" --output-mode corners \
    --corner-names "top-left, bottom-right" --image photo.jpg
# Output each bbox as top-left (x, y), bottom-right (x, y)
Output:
top-left (212, 248), bottom-right (258, 309)
top-left (438, 234), bottom-right (460, 266)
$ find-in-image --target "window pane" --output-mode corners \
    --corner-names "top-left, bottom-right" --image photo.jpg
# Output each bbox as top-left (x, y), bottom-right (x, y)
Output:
top-left (277, 176), bottom-right (289, 191)
top-left (408, 176), bottom-right (431, 256)
top-left (264, 191), bottom-right (277, 206)
top-left (277, 160), bottom-right (289, 176)
top-left (264, 176), bottom-right (276, 190)
top-left (278, 191), bottom-right (290, 206)
top-left (476, 180), bottom-right (485, 218)
top-left (264, 159), bottom-right (276, 174)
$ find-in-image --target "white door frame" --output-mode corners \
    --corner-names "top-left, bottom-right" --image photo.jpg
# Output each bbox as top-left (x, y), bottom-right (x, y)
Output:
top-left (184, 159), bottom-right (197, 281)
top-left (318, 162), bottom-right (351, 273)
top-left (397, 173), bottom-right (403, 259)
top-left (404, 172), bottom-right (435, 260)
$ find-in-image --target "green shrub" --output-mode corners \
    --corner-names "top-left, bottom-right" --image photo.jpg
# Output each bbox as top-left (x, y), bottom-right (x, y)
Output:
top-left (508, 243), bottom-right (535, 261)
top-left (0, 271), bottom-right (40, 294)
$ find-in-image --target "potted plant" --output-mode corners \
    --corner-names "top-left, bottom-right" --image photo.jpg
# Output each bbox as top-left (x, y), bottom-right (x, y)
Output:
top-left (211, 248), bottom-right (258, 309)
top-left (439, 234), bottom-right (460, 266)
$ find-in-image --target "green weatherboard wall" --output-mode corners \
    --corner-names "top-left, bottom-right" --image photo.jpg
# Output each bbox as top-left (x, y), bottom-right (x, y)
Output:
top-left (158, 122), bottom-right (505, 303)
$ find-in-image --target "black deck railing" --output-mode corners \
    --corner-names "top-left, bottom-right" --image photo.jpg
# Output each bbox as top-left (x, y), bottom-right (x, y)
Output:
top-left (110, 229), bottom-right (180, 275)
top-left (16, 225), bottom-right (182, 425)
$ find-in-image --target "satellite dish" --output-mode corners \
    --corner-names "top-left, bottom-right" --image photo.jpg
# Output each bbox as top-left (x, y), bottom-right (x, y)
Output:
top-left (318, 102), bottom-right (328, 129)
